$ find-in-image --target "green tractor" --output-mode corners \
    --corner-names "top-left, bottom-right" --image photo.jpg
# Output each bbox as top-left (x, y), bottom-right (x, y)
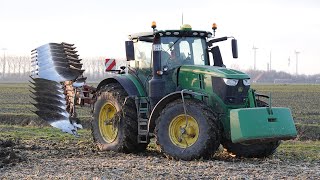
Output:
top-left (90, 22), bottom-right (297, 160)
top-left (30, 22), bottom-right (297, 160)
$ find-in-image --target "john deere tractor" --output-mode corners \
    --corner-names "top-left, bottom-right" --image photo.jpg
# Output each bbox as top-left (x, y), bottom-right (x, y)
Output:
top-left (30, 22), bottom-right (297, 160)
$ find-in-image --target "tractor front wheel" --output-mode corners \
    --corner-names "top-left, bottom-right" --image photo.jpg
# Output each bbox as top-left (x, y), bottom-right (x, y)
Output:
top-left (222, 141), bottom-right (280, 158)
top-left (155, 99), bottom-right (221, 160)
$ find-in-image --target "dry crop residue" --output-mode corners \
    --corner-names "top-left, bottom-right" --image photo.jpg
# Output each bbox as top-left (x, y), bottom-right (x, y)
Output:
top-left (0, 137), bottom-right (319, 179)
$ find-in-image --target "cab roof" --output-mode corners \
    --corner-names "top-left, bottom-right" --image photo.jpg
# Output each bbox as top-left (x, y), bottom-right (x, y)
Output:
top-left (128, 30), bottom-right (212, 42)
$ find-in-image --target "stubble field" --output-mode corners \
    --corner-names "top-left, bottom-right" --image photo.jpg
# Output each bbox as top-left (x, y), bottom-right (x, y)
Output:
top-left (0, 83), bottom-right (319, 179)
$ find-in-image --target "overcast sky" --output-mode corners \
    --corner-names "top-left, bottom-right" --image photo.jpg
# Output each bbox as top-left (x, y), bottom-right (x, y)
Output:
top-left (0, 0), bottom-right (319, 75)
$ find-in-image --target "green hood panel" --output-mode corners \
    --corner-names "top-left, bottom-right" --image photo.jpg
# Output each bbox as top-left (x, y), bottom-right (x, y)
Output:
top-left (179, 65), bottom-right (250, 79)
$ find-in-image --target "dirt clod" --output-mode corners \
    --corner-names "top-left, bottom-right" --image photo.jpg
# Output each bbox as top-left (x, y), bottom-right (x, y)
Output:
top-left (0, 139), bottom-right (26, 168)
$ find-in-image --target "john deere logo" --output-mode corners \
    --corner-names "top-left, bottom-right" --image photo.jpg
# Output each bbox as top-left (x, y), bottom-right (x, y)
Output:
top-left (238, 87), bottom-right (243, 92)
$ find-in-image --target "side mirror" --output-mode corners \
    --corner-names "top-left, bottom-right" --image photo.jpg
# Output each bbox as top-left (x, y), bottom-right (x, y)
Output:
top-left (125, 41), bottom-right (135, 61)
top-left (212, 46), bottom-right (224, 67)
top-left (231, 39), bottom-right (238, 58)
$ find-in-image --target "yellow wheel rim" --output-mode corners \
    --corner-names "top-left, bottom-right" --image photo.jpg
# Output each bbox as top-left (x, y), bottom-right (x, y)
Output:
top-left (99, 102), bottom-right (118, 143)
top-left (169, 114), bottom-right (199, 148)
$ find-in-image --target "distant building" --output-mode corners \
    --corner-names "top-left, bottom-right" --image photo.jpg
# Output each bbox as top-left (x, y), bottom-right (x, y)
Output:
top-left (274, 79), bottom-right (293, 84)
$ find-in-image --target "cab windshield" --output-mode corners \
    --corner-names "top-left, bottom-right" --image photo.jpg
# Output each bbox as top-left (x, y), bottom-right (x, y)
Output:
top-left (160, 36), bottom-right (209, 68)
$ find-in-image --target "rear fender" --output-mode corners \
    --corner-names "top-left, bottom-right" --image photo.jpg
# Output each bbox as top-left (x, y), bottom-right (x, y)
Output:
top-left (97, 74), bottom-right (146, 96)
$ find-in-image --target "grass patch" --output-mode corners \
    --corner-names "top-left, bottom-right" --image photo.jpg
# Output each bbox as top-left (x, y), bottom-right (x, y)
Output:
top-left (0, 124), bottom-right (91, 142)
top-left (277, 140), bottom-right (320, 162)
top-left (295, 123), bottom-right (320, 140)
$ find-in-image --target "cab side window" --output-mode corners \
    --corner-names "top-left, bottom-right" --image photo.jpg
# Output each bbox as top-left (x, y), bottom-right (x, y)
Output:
top-left (179, 41), bottom-right (190, 60)
top-left (134, 41), bottom-right (152, 69)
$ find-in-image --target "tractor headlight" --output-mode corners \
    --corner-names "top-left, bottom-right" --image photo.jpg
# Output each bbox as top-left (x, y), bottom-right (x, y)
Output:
top-left (223, 78), bottom-right (239, 86)
top-left (243, 79), bottom-right (251, 86)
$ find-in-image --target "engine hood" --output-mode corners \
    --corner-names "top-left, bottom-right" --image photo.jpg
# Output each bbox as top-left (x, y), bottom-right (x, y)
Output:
top-left (179, 65), bottom-right (250, 79)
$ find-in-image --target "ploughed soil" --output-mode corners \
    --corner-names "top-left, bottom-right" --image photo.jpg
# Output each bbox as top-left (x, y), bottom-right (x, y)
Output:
top-left (0, 127), bottom-right (319, 179)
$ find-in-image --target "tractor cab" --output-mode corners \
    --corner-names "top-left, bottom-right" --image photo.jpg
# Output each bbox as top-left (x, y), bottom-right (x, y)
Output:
top-left (126, 24), bottom-right (212, 69)
top-left (126, 23), bottom-right (237, 71)
top-left (125, 22), bottom-right (239, 102)
top-left (125, 23), bottom-right (226, 96)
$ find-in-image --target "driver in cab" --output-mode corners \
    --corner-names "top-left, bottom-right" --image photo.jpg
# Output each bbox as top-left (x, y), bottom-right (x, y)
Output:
top-left (165, 42), bottom-right (182, 68)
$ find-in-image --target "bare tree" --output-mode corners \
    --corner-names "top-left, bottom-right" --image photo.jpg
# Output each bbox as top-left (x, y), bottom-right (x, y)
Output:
top-left (18, 57), bottom-right (22, 77)
top-left (1, 48), bottom-right (7, 79)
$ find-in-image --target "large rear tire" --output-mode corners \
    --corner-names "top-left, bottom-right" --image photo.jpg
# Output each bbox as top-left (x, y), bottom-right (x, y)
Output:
top-left (155, 99), bottom-right (220, 160)
top-left (222, 99), bottom-right (280, 158)
top-left (91, 83), bottom-right (147, 153)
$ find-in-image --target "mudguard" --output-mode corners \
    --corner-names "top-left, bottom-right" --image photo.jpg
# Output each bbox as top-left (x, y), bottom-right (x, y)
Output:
top-left (230, 107), bottom-right (297, 143)
top-left (148, 90), bottom-right (202, 132)
top-left (97, 74), bottom-right (146, 96)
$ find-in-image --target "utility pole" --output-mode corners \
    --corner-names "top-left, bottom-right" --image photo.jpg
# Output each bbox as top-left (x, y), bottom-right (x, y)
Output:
top-left (181, 12), bottom-right (184, 25)
top-left (252, 45), bottom-right (258, 70)
top-left (1, 48), bottom-right (7, 78)
top-left (294, 50), bottom-right (300, 75)
top-left (269, 51), bottom-right (272, 71)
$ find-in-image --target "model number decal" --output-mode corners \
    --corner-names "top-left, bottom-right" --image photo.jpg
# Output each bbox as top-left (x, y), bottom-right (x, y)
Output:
top-left (153, 44), bottom-right (162, 51)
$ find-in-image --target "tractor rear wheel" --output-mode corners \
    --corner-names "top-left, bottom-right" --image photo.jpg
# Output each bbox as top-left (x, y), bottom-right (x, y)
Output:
top-left (91, 83), bottom-right (147, 153)
top-left (155, 99), bottom-right (221, 160)
top-left (222, 99), bottom-right (280, 158)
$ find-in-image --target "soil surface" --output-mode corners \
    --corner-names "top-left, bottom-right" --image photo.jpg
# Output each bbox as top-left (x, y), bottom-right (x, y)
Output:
top-left (0, 136), bottom-right (319, 179)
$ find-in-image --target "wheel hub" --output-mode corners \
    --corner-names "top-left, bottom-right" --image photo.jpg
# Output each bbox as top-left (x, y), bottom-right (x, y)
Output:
top-left (169, 114), bottom-right (199, 148)
top-left (98, 102), bottom-right (118, 143)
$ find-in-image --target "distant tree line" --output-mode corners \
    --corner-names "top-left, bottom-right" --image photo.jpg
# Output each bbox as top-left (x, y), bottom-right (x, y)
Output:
top-left (0, 55), bottom-right (115, 82)
top-left (0, 56), bottom-right (30, 81)
top-left (1, 56), bottom-right (319, 84)
top-left (246, 70), bottom-right (320, 84)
